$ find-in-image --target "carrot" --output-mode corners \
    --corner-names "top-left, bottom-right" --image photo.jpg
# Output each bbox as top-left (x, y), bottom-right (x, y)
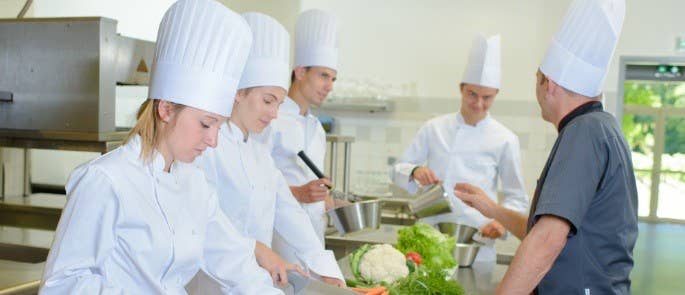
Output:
top-left (351, 286), bottom-right (386, 295)
top-left (351, 287), bottom-right (371, 293)
top-left (380, 291), bottom-right (389, 295)
top-left (365, 286), bottom-right (387, 295)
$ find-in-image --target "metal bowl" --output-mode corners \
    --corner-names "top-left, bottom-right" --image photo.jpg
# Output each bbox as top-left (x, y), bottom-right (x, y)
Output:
top-left (454, 243), bottom-right (481, 268)
top-left (407, 183), bottom-right (453, 218)
top-left (327, 200), bottom-right (381, 235)
top-left (436, 222), bottom-right (479, 243)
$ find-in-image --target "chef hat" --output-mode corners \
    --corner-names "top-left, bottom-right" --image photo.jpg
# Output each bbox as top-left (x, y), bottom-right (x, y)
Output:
top-left (539, 0), bottom-right (625, 97)
top-left (462, 34), bottom-right (501, 89)
top-left (148, 0), bottom-right (252, 116)
top-left (238, 12), bottom-right (290, 91)
top-left (294, 9), bottom-right (339, 71)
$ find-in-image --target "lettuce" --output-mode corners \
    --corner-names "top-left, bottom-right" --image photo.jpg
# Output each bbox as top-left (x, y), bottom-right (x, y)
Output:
top-left (396, 222), bottom-right (456, 269)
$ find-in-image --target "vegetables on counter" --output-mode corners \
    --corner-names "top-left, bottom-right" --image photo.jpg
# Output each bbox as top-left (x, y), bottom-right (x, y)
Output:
top-left (405, 251), bottom-right (422, 266)
top-left (347, 242), bottom-right (465, 295)
top-left (385, 265), bottom-right (465, 295)
top-left (350, 244), bottom-right (410, 284)
top-left (351, 286), bottom-right (388, 295)
top-left (396, 222), bottom-right (457, 270)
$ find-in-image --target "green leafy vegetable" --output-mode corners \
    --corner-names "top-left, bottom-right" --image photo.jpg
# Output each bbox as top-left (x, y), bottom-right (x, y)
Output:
top-left (350, 244), bottom-right (372, 283)
top-left (396, 222), bottom-right (456, 269)
top-left (387, 265), bottom-right (465, 295)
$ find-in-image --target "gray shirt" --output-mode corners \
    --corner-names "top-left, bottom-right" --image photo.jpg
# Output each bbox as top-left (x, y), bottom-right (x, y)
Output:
top-left (527, 102), bottom-right (638, 295)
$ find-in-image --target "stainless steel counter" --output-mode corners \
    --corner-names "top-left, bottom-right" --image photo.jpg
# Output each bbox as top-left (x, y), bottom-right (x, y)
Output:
top-left (338, 255), bottom-right (507, 295)
top-left (0, 194), bottom-right (65, 230)
top-left (0, 260), bottom-right (42, 295)
top-left (325, 224), bottom-right (402, 259)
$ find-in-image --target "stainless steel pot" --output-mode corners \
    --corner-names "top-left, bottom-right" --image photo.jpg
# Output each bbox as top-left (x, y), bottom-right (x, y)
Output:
top-left (436, 222), bottom-right (478, 243)
top-left (407, 183), bottom-right (453, 218)
top-left (327, 200), bottom-right (381, 235)
top-left (454, 243), bottom-right (482, 268)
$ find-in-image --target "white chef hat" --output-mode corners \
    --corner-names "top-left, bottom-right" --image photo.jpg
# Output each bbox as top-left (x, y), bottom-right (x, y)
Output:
top-left (294, 9), bottom-right (339, 71)
top-left (462, 34), bottom-right (501, 89)
top-left (148, 0), bottom-right (252, 117)
top-left (539, 0), bottom-right (625, 97)
top-left (238, 12), bottom-right (290, 91)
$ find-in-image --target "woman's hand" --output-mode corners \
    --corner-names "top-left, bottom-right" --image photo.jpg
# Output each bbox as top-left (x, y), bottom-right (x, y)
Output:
top-left (254, 242), bottom-right (309, 286)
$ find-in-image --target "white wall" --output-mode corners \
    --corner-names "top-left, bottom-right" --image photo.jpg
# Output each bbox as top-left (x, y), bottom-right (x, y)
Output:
top-left (32, 0), bottom-right (175, 41)
top-left (0, 0), bottom-right (33, 18)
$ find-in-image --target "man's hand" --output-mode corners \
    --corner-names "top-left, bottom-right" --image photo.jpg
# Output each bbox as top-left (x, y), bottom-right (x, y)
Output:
top-left (254, 242), bottom-right (308, 287)
top-left (411, 166), bottom-right (441, 186)
top-left (290, 178), bottom-right (332, 203)
top-left (454, 183), bottom-right (498, 218)
top-left (320, 276), bottom-right (346, 288)
top-left (481, 220), bottom-right (506, 239)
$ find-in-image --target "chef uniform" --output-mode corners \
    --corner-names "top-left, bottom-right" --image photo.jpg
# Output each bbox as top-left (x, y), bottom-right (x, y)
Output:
top-left (255, 9), bottom-right (339, 264)
top-left (187, 12), bottom-right (343, 294)
top-left (527, 0), bottom-right (637, 293)
top-left (40, 1), bottom-right (281, 294)
top-left (392, 34), bottom-right (529, 262)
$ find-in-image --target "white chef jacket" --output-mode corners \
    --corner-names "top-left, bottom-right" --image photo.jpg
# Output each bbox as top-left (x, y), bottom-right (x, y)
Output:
top-left (254, 96), bottom-right (328, 264)
top-left (194, 122), bottom-right (343, 280)
top-left (40, 136), bottom-right (281, 295)
top-left (392, 113), bottom-right (529, 261)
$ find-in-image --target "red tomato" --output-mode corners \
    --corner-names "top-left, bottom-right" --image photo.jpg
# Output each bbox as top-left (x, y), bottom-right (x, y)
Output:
top-left (406, 251), bottom-right (422, 265)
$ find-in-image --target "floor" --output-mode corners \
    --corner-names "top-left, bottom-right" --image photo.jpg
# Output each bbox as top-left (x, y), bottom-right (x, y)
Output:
top-left (631, 222), bottom-right (685, 295)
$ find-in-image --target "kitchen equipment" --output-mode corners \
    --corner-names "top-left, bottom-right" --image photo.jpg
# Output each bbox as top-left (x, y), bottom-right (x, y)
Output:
top-left (324, 134), bottom-right (354, 195)
top-left (0, 17), bottom-right (155, 134)
top-left (407, 183), bottom-right (453, 218)
top-left (327, 200), bottom-right (381, 235)
top-left (436, 222), bottom-right (478, 243)
top-left (297, 151), bottom-right (360, 202)
top-left (453, 243), bottom-right (482, 268)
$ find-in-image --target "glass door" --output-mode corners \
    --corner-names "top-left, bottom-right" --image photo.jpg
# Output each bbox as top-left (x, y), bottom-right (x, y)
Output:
top-left (622, 77), bottom-right (685, 222)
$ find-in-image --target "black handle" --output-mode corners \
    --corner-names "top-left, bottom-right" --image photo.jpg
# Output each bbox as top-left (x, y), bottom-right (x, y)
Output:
top-left (297, 151), bottom-right (325, 179)
top-left (0, 91), bottom-right (13, 103)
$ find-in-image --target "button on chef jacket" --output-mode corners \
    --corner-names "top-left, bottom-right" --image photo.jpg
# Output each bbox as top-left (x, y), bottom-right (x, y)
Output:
top-left (195, 122), bottom-right (343, 281)
top-left (392, 113), bottom-right (529, 261)
top-left (255, 96), bottom-right (328, 263)
top-left (40, 136), bottom-right (281, 295)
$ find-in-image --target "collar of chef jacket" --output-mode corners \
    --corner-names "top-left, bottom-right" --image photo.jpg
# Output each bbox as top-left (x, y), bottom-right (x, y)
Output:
top-left (455, 112), bottom-right (492, 129)
top-left (223, 120), bottom-right (249, 143)
top-left (281, 95), bottom-right (316, 118)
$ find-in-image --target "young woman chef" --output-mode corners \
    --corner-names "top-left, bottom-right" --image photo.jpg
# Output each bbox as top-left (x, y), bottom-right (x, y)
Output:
top-left (40, 1), bottom-right (301, 293)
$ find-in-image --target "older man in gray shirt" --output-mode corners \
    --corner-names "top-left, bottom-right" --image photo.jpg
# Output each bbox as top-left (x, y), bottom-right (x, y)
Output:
top-left (454, 0), bottom-right (638, 294)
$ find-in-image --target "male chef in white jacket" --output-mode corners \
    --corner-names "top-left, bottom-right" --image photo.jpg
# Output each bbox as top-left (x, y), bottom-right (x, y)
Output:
top-left (256, 9), bottom-right (339, 263)
top-left (391, 34), bottom-right (529, 262)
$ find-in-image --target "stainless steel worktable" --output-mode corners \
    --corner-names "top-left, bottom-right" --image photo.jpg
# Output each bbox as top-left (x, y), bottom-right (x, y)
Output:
top-left (338, 255), bottom-right (508, 295)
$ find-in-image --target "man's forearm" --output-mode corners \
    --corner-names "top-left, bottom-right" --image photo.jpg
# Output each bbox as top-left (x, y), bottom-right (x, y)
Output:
top-left (492, 206), bottom-right (529, 240)
top-left (495, 215), bottom-right (569, 294)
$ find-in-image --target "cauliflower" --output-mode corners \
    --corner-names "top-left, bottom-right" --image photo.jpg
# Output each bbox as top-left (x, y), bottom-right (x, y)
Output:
top-left (352, 244), bottom-right (409, 284)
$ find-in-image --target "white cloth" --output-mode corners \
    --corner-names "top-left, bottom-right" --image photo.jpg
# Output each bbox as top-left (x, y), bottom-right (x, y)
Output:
top-left (194, 121), bottom-right (343, 281)
top-left (294, 9), bottom-right (339, 70)
top-left (255, 96), bottom-right (328, 264)
top-left (239, 12), bottom-right (290, 91)
top-left (40, 136), bottom-right (281, 295)
top-left (391, 113), bottom-right (529, 261)
top-left (539, 0), bottom-right (625, 97)
top-left (149, 0), bottom-right (252, 116)
top-left (462, 34), bottom-right (501, 89)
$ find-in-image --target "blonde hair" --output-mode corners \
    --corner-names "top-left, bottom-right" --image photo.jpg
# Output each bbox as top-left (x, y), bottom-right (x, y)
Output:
top-left (124, 99), bottom-right (183, 162)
